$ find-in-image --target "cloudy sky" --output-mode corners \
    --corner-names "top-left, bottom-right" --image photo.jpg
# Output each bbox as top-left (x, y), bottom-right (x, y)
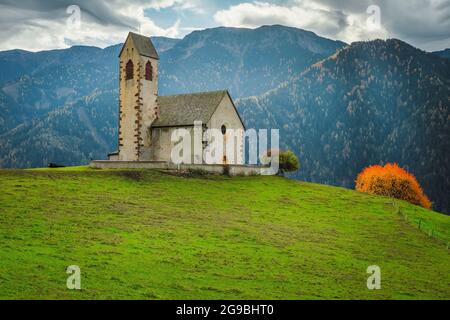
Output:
top-left (0, 0), bottom-right (449, 52)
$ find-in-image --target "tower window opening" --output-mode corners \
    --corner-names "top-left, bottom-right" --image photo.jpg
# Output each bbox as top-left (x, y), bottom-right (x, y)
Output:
top-left (145, 61), bottom-right (153, 81)
top-left (126, 60), bottom-right (134, 80)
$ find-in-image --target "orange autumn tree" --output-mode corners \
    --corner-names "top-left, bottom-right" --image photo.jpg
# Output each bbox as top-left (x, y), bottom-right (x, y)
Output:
top-left (355, 163), bottom-right (432, 209)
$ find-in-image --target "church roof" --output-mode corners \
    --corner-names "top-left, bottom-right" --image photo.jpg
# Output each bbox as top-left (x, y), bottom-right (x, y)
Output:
top-left (120, 32), bottom-right (159, 59)
top-left (152, 90), bottom-right (229, 127)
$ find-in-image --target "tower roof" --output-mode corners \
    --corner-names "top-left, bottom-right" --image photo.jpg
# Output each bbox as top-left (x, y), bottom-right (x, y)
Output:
top-left (119, 32), bottom-right (159, 59)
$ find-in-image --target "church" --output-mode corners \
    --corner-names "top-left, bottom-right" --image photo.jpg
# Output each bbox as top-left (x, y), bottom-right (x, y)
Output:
top-left (108, 32), bottom-right (245, 165)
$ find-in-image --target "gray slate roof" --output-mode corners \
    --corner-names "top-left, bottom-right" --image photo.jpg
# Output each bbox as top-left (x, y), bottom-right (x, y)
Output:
top-left (121, 32), bottom-right (159, 59)
top-left (153, 90), bottom-right (228, 127)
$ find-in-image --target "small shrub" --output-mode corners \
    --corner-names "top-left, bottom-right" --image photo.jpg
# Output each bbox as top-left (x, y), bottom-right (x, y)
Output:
top-left (279, 150), bottom-right (300, 174)
top-left (356, 163), bottom-right (432, 209)
top-left (165, 168), bottom-right (211, 178)
top-left (261, 149), bottom-right (300, 175)
top-left (187, 168), bottom-right (210, 177)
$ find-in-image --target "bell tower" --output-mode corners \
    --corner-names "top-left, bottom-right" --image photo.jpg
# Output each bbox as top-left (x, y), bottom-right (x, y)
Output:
top-left (118, 32), bottom-right (159, 161)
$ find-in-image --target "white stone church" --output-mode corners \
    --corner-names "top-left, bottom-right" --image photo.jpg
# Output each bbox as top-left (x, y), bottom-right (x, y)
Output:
top-left (108, 32), bottom-right (245, 166)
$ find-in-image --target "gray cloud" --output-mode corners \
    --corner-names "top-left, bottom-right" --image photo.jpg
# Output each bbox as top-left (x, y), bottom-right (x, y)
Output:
top-left (0, 0), bottom-right (448, 51)
top-left (0, 0), bottom-right (185, 51)
top-left (0, 0), bottom-right (141, 29)
top-left (315, 0), bottom-right (450, 48)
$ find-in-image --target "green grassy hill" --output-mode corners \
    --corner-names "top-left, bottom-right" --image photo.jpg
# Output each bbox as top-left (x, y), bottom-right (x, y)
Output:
top-left (0, 168), bottom-right (449, 300)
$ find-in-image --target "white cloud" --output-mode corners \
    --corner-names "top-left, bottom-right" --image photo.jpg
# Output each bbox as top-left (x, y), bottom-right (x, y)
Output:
top-left (214, 1), bottom-right (389, 44)
top-left (174, 1), bottom-right (207, 15)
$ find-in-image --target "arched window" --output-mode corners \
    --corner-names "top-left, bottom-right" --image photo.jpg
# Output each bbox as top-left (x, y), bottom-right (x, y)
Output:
top-left (125, 60), bottom-right (134, 80)
top-left (221, 125), bottom-right (227, 135)
top-left (145, 61), bottom-right (153, 81)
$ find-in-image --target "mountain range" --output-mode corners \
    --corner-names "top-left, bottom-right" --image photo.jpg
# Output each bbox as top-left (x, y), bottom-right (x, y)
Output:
top-left (433, 48), bottom-right (450, 59)
top-left (0, 25), bottom-right (449, 214)
top-left (239, 38), bottom-right (450, 214)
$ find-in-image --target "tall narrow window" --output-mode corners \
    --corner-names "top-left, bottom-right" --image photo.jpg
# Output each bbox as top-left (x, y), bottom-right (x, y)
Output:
top-left (126, 60), bottom-right (134, 80)
top-left (145, 61), bottom-right (153, 81)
